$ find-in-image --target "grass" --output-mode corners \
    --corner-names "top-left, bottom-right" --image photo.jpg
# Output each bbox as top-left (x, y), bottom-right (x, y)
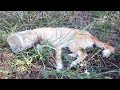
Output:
top-left (0, 11), bottom-right (120, 79)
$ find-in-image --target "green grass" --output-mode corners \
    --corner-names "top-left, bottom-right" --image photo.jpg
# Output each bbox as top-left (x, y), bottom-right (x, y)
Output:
top-left (0, 11), bottom-right (120, 79)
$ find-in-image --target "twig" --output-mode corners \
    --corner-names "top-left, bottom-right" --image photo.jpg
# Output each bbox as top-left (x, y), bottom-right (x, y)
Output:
top-left (107, 60), bottom-right (120, 69)
top-left (99, 55), bottom-right (107, 67)
top-left (37, 71), bottom-right (41, 79)
top-left (96, 69), bottom-right (119, 77)
top-left (25, 71), bottom-right (31, 79)
top-left (91, 49), bottom-right (103, 59)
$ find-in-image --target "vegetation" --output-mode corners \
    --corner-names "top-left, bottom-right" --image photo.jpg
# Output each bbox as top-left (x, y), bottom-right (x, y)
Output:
top-left (0, 11), bottom-right (120, 79)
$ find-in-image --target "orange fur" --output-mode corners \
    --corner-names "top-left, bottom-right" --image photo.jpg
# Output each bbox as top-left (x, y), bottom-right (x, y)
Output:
top-left (7, 27), bottom-right (115, 71)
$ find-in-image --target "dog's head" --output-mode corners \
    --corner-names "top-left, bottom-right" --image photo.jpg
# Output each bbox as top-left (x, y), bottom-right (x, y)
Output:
top-left (7, 34), bottom-right (24, 53)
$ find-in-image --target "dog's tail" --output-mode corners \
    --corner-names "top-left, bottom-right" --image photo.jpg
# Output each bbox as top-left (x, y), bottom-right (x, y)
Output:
top-left (91, 36), bottom-right (115, 58)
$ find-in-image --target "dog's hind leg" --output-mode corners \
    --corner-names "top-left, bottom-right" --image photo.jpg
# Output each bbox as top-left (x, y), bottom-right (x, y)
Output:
top-left (69, 46), bottom-right (87, 68)
top-left (70, 51), bottom-right (87, 68)
top-left (55, 47), bottom-right (63, 71)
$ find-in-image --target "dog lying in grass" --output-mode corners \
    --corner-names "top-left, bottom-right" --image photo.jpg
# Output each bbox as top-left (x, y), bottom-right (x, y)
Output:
top-left (7, 27), bottom-right (115, 71)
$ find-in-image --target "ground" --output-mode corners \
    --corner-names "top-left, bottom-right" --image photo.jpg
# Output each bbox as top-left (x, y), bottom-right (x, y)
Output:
top-left (0, 11), bottom-right (120, 79)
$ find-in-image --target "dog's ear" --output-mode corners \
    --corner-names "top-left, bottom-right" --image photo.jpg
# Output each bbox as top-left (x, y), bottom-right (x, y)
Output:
top-left (7, 34), bottom-right (24, 53)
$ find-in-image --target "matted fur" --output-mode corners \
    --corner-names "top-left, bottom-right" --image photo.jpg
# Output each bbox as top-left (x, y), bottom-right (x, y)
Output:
top-left (7, 27), bottom-right (115, 71)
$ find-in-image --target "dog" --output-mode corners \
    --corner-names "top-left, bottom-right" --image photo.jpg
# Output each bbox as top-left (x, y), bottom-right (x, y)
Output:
top-left (7, 27), bottom-right (115, 71)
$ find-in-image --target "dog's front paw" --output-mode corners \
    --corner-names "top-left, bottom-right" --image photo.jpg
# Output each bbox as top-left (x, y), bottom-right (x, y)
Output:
top-left (56, 63), bottom-right (63, 71)
top-left (70, 61), bottom-right (77, 68)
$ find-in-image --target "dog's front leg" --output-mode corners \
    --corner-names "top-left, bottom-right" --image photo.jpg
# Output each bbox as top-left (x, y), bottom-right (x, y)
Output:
top-left (55, 47), bottom-right (63, 71)
top-left (69, 46), bottom-right (87, 68)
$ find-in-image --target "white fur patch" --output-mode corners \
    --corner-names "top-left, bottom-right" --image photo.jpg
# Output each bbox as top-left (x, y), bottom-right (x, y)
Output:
top-left (68, 53), bottom-right (77, 57)
top-left (56, 63), bottom-right (63, 71)
top-left (80, 63), bottom-right (84, 67)
top-left (70, 61), bottom-right (77, 67)
top-left (102, 49), bottom-right (111, 58)
top-left (85, 69), bottom-right (90, 75)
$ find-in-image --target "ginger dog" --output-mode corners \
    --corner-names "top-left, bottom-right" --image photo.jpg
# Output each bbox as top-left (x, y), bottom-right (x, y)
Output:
top-left (7, 27), bottom-right (115, 71)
